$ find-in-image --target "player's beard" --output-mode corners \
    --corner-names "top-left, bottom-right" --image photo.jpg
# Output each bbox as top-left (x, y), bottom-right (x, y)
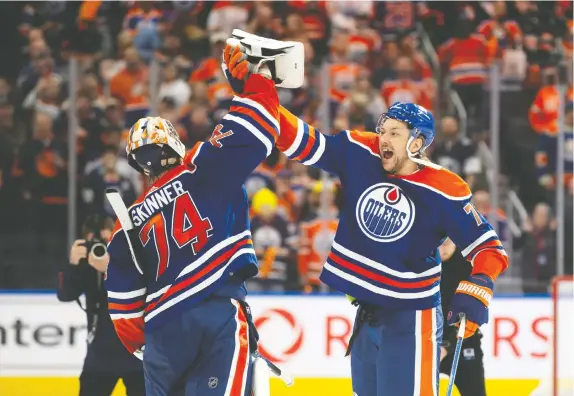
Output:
top-left (382, 152), bottom-right (407, 174)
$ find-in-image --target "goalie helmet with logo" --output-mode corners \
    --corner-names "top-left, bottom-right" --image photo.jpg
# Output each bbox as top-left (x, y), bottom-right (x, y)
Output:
top-left (126, 116), bottom-right (186, 177)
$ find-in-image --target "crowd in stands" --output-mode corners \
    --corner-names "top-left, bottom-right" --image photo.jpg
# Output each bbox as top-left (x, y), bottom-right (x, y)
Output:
top-left (0, 1), bottom-right (571, 292)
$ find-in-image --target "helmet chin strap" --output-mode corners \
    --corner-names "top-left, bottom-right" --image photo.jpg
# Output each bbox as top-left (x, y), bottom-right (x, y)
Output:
top-left (406, 136), bottom-right (441, 170)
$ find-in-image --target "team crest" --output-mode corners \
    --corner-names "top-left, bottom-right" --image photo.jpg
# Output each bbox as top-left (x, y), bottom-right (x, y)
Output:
top-left (355, 183), bottom-right (415, 242)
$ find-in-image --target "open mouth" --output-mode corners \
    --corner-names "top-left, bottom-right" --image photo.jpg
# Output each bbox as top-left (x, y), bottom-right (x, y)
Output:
top-left (382, 148), bottom-right (394, 160)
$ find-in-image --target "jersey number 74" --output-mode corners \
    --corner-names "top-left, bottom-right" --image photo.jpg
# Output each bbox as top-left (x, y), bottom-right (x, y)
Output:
top-left (139, 193), bottom-right (213, 279)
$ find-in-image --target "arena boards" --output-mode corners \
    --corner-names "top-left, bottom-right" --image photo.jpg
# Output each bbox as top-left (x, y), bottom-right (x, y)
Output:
top-left (0, 293), bottom-right (561, 396)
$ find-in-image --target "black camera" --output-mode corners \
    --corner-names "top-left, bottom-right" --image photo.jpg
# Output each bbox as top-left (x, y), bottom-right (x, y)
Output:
top-left (80, 215), bottom-right (110, 262)
top-left (84, 238), bottom-right (108, 259)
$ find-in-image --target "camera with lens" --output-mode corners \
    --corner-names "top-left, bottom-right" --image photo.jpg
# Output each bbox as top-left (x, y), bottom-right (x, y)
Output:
top-left (80, 215), bottom-right (109, 264)
top-left (84, 238), bottom-right (108, 260)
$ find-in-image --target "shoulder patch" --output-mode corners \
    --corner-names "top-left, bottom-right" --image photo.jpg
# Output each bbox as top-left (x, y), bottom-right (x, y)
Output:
top-left (346, 130), bottom-right (380, 158)
top-left (209, 124), bottom-right (234, 148)
top-left (395, 167), bottom-right (471, 200)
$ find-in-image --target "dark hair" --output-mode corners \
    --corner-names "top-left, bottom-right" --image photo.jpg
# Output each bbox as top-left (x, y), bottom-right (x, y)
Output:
top-left (81, 214), bottom-right (114, 238)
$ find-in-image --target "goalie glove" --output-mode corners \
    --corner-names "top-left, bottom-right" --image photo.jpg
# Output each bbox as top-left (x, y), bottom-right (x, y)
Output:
top-left (447, 274), bottom-right (494, 338)
top-left (229, 29), bottom-right (305, 89)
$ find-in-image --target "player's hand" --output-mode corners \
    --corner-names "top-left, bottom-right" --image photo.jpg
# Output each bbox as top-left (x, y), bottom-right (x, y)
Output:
top-left (88, 251), bottom-right (110, 273)
top-left (69, 239), bottom-right (87, 265)
top-left (222, 43), bottom-right (253, 94)
top-left (447, 274), bottom-right (494, 338)
top-left (224, 44), bottom-right (252, 80)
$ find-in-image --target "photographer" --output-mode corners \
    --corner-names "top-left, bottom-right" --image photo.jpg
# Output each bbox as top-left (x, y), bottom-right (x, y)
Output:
top-left (57, 215), bottom-right (144, 396)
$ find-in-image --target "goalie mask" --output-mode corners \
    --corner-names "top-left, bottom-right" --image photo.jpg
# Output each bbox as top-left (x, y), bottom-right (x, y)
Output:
top-left (126, 117), bottom-right (186, 176)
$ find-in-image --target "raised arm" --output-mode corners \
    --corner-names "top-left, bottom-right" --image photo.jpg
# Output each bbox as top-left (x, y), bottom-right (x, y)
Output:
top-left (276, 105), bottom-right (380, 178)
top-left (183, 45), bottom-right (280, 187)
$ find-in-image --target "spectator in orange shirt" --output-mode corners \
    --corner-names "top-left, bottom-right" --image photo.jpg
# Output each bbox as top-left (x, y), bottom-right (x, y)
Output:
top-left (382, 55), bottom-right (430, 110)
top-left (329, 32), bottom-right (361, 105)
top-left (529, 67), bottom-right (574, 135)
top-left (188, 32), bottom-right (227, 86)
top-left (439, 23), bottom-right (489, 132)
top-left (109, 46), bottom-right (149, 127)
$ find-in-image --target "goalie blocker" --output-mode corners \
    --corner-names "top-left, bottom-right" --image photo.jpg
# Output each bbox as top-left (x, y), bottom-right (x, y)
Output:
top-left (229, 29), bottom-right (304, 89)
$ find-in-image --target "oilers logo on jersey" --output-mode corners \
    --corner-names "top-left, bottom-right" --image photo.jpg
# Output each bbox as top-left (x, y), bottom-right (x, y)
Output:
top-left (356, 183), bottom-right (415, 242)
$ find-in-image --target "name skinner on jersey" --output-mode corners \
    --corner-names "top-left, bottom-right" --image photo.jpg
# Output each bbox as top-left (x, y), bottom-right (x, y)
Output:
top-left (356, 183), bottom-right (415, 243)
top-left (131, 180), bottom-right (185, 226)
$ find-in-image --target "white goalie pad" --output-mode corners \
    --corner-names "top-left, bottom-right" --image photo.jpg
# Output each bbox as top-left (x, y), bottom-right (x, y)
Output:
top-left (229, 29), bottom-right (305, 89)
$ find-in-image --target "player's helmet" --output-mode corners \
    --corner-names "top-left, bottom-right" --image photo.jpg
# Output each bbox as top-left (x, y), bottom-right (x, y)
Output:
top-left (375, 102), bottom-right (435, 153)
top-left (126, 117), bottom-right (186, 176)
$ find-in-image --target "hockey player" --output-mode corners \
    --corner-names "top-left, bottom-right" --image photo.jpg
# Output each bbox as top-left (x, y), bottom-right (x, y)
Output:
top-left (104, 43), bottom-right (281, 396)
top-left (225, 46), bottom-right (507, 394)
top-left (275, 102), bottom-right (507, 395)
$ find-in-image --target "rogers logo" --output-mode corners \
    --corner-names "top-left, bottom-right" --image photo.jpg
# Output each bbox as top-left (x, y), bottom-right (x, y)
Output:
top-left (254, 309), bottom-right (303, 363)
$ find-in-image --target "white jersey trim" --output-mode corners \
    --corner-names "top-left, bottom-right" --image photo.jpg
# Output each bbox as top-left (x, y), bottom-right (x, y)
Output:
top-left (283, 118), bottom-right (305, 157)
top-left (145, 247), bottom-right (255, 322)
top-left (108, 288), bottom-right (147, 299)
top-left (461, 230), bottom-right (498, 257)
top-left (110, 311), bottom-right (144, 320)
top-left (303, 132), bottom-right (326, 166)
top-left (324, 263), bottom-right (441, 299)
top-left (232, 95), bottom-right (279, 131)
top-left (146, 230), bottom-right (252, 302)
top-left (223, 114), bottom-right (273, 156)
top-left (332, 241), bottom-right (441, 279)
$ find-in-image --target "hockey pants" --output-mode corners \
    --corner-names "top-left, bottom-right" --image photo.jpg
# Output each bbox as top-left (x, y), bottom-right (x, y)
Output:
top-left (143, 297), bottom-right (256, 396)
top-left (349, 304), bottom-right (443, 396)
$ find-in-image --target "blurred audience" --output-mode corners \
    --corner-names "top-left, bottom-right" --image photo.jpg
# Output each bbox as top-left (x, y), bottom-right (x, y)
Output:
top-left (248, 188), bottom-right (296, 292)
top-left (432, 116), bottom-right (482, 190)
top-left (521, 202), bottom-right (557, 293)
top-left (1, 0), bottom-right (572, 291)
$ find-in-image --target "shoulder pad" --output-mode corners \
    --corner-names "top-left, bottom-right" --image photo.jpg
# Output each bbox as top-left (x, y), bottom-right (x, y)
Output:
top-left (397, 166), bottom-right (471, 201)
top-left (346, 130), bottom-right (380, 158)
top-left (183, 142), bottom-right (203, 171)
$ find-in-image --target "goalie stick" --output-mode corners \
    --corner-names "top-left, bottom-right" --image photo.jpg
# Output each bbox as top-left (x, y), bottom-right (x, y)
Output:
top-left (105, 188), bottom-right (146, 275)
top-left (446, 313), bottom-right (467, 396)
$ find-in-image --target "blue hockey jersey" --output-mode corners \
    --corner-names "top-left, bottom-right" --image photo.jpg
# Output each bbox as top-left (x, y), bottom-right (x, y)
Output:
top-left (276, 107), bottom-right (509, 310)
top-left (104, 75), bottom-right (280, 353)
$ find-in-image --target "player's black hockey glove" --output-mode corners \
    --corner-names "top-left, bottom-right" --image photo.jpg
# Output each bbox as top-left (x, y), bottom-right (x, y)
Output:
top-left (447, 274), bottom-right (494, 338)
